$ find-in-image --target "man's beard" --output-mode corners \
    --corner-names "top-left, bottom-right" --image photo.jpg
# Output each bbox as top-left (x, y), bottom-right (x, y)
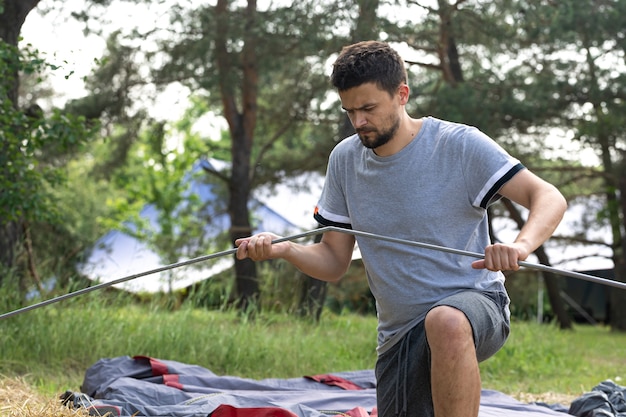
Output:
top-left (356, 116), bottom-right (400, 150)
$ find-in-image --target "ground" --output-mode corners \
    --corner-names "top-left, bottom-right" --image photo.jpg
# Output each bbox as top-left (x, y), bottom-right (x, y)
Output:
top-left (515, 391), bottom-right (577, 408)
top-left (0, 377), bottom-right (89, 417)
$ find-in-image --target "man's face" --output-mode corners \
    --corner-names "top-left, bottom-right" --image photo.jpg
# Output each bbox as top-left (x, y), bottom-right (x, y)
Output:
top-left (339, 82), bottom-right (401, 150)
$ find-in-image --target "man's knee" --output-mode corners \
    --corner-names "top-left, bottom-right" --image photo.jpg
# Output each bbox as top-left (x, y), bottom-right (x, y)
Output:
top-left (425, 306), bottom-right (474, 346)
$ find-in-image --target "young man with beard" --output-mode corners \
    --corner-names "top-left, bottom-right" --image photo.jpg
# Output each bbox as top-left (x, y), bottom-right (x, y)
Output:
top-left (235, 41), bottom-right (567, 417)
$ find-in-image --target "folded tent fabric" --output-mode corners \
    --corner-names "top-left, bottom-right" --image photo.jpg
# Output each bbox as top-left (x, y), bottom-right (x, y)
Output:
top-left (568, 380), bottom-right (626, 417)
top-left (66, 355), bottom-right (573, 417)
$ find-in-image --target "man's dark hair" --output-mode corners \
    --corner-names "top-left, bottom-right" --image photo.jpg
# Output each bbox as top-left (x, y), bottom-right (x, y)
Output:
top-left (330, 41), bottom-right (407, 96)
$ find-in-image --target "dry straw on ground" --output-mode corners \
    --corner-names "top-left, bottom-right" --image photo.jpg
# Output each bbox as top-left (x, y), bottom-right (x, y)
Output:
top-left (515, 391), bottom-right (577, 408)
top-left (0, 377), bottom-right (90, 417)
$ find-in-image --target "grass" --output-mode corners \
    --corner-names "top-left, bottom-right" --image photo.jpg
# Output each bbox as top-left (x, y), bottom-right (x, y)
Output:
top-left (1, 294), bottom-right (625, 407)
top-left (482, 320), bottom-right (626, 397)
top-left (0, 296), bottom-right (379, 395)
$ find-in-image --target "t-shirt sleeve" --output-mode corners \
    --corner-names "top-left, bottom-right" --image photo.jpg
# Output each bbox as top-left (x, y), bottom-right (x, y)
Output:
top-left (313, 147), bottom-right (352, 229)
top-left (462, 127), bottom-right (525, 209)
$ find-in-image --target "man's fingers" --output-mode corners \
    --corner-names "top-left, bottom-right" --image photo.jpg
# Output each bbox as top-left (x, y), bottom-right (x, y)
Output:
top-left (480, 244), bottom-right (521, 271)
top-left (471, 259), bottom-right (485, 270)
top-left (242, 234), bottom-right (275, 261)
top-left (235, 239), bottom-right (249, 260)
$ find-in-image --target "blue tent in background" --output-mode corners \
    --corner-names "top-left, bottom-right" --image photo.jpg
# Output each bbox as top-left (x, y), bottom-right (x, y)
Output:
top-left (78, 159), bottom-right (302, 293)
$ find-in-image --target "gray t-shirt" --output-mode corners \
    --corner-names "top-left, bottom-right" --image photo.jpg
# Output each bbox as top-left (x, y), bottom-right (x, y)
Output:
top-left (314, 116), bottom-right (524, 354)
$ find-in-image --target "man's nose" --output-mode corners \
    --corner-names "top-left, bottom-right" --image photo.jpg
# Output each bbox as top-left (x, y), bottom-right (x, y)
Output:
top-left (352, 112), bottom-right (367, 128)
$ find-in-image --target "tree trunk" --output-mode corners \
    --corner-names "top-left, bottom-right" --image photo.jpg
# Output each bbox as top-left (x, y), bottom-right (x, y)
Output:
top-left (0, 0), bottom-right (41, 103)
top-left (215, 0), bottom-right (260, 311)
top-left (610, 250), bottom-right (626, 330)
top-left (296, 231), bottom-right (326, 321)
top-left (577, 28), bottom-right (625, 331)
top-left (0, 223), bottom-right (20, 275)
top-left (229, 138), bottom-right (258, 311)
top-left (502, 198), bottom-right (572, 329)
top-left (333, 0), bottom-right (381, 143)
top-left (0, 0), bottom-right (41, 283)
top-left (609, 164), bottom-right (626, 330)
top-left (437, 0), bottom-right (465, 86)
top-left (353, 0), bottom-right (380, 42)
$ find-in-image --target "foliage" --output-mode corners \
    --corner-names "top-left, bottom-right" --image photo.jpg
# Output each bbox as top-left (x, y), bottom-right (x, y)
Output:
top-left (151, 1), bottom-right (351, 184)
top-left (0, 39), bottom-right (97, 295)
top-left (7, 0), bottom-right (626, 324)
top-left (0, 41), bottom-right (95, 224)
top-left (30, 156), bottom-right (126, 289)
top-left (104, 124), bottom-right (225, 293)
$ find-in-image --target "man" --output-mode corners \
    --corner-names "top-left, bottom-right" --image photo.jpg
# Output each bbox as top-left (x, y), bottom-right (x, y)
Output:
top-left (235, 41), bottom-right (567, 417)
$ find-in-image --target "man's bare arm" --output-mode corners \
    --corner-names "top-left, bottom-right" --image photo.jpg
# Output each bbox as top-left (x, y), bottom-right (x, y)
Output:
top-left (472, 169), bottom-right (567, 271)
top-left (236, 230), bottom-right (356, 282)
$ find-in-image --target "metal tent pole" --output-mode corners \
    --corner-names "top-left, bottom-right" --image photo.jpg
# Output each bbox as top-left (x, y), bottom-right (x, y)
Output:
top-left (1, 225), bottom-right (624, 321)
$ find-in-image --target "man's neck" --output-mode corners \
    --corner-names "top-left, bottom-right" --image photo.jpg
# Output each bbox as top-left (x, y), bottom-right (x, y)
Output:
top-left (373, 117), bottom-right (423, 157)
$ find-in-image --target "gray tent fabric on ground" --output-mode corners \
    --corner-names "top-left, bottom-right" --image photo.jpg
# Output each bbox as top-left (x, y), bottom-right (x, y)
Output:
top-left (62, 355), bottom-right (579, 417)
top-left (568, 380), bottom-right (626, 417)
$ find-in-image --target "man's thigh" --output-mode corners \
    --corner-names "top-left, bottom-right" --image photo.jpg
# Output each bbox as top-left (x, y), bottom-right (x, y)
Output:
top-left (375, 320), bottom-right (433, 417)
top-left (374, 291), bottom-right (510, 417)
top-left (432, 290), bottom-right (510, 362)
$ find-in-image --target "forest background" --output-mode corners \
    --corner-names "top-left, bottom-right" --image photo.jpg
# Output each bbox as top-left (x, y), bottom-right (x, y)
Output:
top-left (1, 0), bottom-right (626, 332)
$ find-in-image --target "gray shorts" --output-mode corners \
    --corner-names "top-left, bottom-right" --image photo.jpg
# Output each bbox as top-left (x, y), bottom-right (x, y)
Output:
top-left (375, 290), bottom-right (510, 417)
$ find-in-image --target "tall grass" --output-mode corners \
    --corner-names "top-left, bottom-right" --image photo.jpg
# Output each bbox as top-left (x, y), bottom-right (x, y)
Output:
top-left (1, 293), bottom-right (625, 401)
top-left (483, 319), bottom-right (625, 396)
top-left (0, 294), bottom-right (378, 394)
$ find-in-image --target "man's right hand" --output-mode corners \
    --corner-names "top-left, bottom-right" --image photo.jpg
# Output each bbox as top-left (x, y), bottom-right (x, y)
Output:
top-left (236, 230), bottom-right (355, 283)
top-left (235, 233), bottom-right (288, 261)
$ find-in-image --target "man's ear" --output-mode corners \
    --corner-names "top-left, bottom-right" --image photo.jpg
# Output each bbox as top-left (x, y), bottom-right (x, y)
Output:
top-left (398, 84), bottom-right (410, 105)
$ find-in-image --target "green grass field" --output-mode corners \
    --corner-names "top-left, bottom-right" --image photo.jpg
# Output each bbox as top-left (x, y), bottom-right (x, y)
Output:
top-left (0, 296), bottom-right (624, 402)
